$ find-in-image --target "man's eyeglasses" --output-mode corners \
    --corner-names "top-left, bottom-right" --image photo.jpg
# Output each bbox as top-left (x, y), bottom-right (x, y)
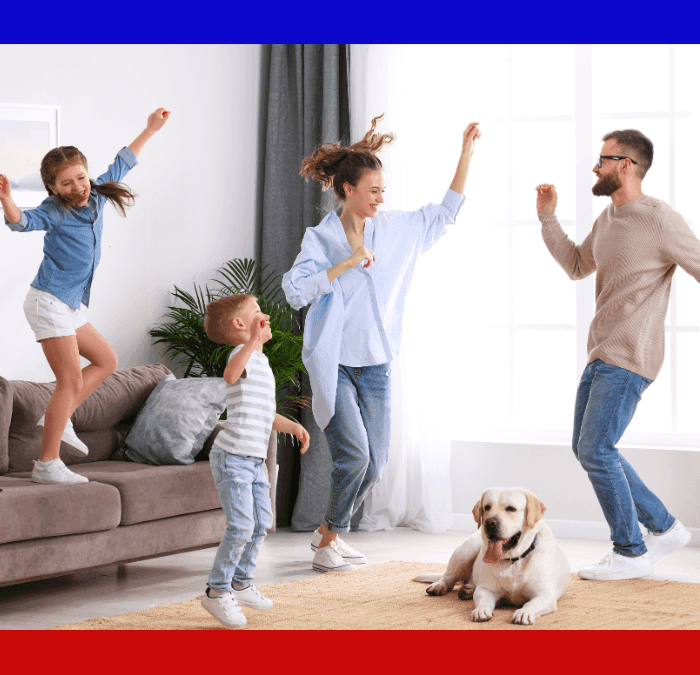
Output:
top-left (597, 155), bottom-right (638, 168)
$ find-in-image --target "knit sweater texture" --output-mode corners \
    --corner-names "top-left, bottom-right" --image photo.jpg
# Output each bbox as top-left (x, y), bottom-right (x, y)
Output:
top-left (539, 195), bottom-right (700, 380)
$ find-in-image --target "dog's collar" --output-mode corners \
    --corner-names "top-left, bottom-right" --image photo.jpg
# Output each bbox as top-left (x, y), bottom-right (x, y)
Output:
top-left (504, 534), bottom-right (538, 564)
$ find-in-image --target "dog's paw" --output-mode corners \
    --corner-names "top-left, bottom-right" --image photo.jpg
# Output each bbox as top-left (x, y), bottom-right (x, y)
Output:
top-left (458, 583), bottom-right (475, 601)
top-left (425, 581), bottom-right (449, 596)
top-left (511, 608), bottom-right (536, 625)
top-left (471, 607), bottom-right (493, 622)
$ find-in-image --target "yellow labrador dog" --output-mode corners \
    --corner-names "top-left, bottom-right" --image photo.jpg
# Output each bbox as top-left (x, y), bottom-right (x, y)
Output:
top-left (415, 487), bottom-right (570, 625)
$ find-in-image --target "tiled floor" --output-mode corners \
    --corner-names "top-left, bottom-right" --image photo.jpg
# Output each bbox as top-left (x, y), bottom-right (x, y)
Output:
top-left (1, 527), bottom-right (699, 630)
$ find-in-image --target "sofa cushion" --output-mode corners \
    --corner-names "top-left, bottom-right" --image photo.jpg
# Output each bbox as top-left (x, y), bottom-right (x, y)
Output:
top-left (0, 474), bottom-right (121, 545)
top-left (0, 376), bottom-right (12, 474)
top-left (12, 460), bottom-right (222, 526)
top-left (6, 364), bottom-right (172, 473)
top-left (121, 375), bottom-right (227, 465)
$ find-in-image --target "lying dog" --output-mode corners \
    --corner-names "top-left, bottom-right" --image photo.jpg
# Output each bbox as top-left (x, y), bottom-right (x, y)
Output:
top-left (414, 487), bottom-right (570, 625)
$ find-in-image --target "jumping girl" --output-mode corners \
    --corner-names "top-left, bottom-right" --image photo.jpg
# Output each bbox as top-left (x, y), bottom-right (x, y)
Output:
top-left (0, 108), bottom-right (170, 485)
top-left (283, 115), bottom-right (480, 572)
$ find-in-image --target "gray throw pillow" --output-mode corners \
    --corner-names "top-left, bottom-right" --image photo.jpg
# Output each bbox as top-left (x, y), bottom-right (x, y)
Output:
top-left (122, 374), bottom-right (227, 465)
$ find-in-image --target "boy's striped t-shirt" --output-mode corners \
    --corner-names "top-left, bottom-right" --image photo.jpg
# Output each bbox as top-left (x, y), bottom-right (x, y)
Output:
top-left (213, 345), bottom-right (276, 459)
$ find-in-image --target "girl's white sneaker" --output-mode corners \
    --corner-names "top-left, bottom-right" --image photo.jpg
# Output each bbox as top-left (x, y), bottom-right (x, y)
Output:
top-left (31, 458), bottom-right (89, 485)
top-left (37, 415), bottom-right (89, 457)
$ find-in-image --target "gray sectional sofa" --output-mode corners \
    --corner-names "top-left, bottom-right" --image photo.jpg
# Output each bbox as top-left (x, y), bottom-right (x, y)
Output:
top-left (0, 364), bottom-right (277, 587)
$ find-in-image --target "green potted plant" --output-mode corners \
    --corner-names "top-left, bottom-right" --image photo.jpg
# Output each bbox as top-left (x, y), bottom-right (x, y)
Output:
top-left (149, 258), bottom-right (309, 418)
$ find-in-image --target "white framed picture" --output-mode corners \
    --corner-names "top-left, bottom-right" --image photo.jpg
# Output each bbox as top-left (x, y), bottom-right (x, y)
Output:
top-left (0, 103), bottom-right (60, 208)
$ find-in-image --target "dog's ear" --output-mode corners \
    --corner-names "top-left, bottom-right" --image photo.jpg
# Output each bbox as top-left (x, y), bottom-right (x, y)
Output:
top-left (524, 490), bottom-right (546, 530)
top-left (472, 493), bottom-right (485, 529)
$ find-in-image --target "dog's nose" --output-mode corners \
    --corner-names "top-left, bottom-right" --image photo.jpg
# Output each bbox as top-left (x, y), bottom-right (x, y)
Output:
top-left (484, 517), bottom-right (500, 537)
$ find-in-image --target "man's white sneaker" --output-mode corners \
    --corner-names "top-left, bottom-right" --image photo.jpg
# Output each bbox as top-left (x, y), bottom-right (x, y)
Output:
top-left (232, 584), bottom-right (273, 610)
top-left (31, 458), bottom-right (89, 485)
top-left (644, 521), bottom-right (692, 564)
top-left (311, 530), bottom-right (367, 564)
top-left (577, 551), bottom-right (653, 581)
top-left (312, 540), bottom-right (358, 573)
top-left (37, 415), bottom-right (89, 457)
top-left (201, 590), bottom-right (247, 628)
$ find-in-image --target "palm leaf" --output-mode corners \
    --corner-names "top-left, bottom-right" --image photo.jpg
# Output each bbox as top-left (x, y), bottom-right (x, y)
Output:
top-left (149, 258), bottom-right (310, 415)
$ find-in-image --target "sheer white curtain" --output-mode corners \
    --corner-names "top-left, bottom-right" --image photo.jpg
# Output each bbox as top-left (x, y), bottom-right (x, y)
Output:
top-left (351, 44), bottom-right (700, 533)
top-left (351, 45), bottom-right (454, 532)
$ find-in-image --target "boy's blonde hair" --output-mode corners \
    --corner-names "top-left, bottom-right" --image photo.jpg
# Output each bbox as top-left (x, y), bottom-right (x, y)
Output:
top-left (204, 294), bottom-right (252, 344)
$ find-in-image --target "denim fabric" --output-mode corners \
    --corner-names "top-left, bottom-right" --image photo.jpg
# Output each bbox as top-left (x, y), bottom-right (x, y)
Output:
top-left (322, 363), bottom-right (392, 534)
top-left (5, 147), bottom-right (138, 309)
top-left (573, 359), bottom-right (675, 557)
top-left (207, 448), bottom-right (273, 591)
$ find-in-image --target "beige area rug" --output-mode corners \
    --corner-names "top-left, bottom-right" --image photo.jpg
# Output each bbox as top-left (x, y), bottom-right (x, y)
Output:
top-left (49, 561), bottom-right (700, 630)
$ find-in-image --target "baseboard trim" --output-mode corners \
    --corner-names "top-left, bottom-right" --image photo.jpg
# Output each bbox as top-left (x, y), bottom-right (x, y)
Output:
top-left (450, 514), bottom-right (700, 547)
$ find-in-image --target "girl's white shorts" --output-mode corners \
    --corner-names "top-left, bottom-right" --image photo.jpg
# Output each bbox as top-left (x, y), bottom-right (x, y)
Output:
top-left (23, 287), bottom-right (88, 342)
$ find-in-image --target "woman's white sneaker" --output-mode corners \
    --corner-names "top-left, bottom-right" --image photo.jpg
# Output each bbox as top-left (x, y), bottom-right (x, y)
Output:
top-left (37, 415), bottom-right (89, 457)
top-left (31, 458), bottom-right (89, 485)
top-left (310, 530), bottom-right (367, 564)
top-left (232, 584), bottom-right (273, 609)
top-left (577, 551), bottom-right (653, 581)
top-left (312, 540), bottom-right (357, 573)
top-left (644, 521), bottom-right (692, 564)
top-left (201, 590), bottom-right (247, 628)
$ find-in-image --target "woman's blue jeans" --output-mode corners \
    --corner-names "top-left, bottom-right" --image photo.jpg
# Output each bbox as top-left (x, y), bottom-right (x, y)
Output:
top-left (207, 448), bottom-right (272, 592)
top-left (573, 359), bottom-right (675, 557)
top-left (322, 363), bottom-right (392, 534)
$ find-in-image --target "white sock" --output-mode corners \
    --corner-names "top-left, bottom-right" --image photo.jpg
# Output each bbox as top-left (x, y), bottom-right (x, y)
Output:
top-left (37, 458), bottom-right (59, 468)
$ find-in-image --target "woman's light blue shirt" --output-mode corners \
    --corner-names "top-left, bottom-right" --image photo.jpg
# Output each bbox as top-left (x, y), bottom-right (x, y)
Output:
top-left (4, 147), bottom-right (138, 309)
top-left (282, 188), bottom-right (465, 429)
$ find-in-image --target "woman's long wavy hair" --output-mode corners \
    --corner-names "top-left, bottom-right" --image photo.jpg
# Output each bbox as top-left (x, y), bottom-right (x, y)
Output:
top-left (300, 114), bottom-right (396, 202)
top-left (41, 146), bottom-right (136, 216)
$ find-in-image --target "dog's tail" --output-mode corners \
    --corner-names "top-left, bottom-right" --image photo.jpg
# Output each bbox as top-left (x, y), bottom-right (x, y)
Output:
top-left (412, 573), bottom-right (443, 583)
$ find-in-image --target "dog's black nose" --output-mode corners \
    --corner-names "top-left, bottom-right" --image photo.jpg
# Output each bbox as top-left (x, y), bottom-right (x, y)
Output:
top-left (484, 517), bottom-right (500, 537)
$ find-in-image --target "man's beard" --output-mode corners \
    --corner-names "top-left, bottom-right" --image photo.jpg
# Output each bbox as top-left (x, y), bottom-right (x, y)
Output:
top-left (592, 172), bottom-right (622, 197)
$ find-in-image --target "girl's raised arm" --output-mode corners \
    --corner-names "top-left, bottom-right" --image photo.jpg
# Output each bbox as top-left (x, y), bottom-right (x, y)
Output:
top-left (0, 174), bottom-right (21, 225)
top-left (128, 108), bottom-right (171, 158)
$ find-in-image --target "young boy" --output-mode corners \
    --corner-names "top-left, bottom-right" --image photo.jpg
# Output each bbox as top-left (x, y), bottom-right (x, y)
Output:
top-left (201, 293), bottom-right (310, 628)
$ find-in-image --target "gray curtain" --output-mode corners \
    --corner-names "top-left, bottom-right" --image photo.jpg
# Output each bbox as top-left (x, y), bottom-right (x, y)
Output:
top-left (257, 44), bottom-right (351, 529)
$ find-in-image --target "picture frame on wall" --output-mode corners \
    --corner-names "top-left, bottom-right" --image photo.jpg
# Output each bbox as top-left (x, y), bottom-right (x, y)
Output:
top-left (0, 103), bottom-right (60, 208)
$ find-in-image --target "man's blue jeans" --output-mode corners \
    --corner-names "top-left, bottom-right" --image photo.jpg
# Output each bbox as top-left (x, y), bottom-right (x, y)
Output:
top-left (573, 359), bottom-right (675, 557)
top-left (207, 448), bottom-right (272, 592)
top-left (322, 363), bottom-right (392, 534)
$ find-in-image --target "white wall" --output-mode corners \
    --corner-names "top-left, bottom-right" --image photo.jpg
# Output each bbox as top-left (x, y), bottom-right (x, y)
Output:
top-left (450, 441), bottom-right (700, 545)
top-left (0, 44), bottom-right (262, 381)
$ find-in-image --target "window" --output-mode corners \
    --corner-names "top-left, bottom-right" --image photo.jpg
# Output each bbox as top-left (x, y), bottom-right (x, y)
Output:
top-left (350, 44), bottom-right (700, 448)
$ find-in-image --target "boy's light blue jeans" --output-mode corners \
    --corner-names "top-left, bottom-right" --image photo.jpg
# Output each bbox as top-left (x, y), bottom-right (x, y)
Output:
top-left (322, 363), bottom-right (392, 534)
top-left (207, 448), bottom-right (272, 592)
top-left (573, 359), bottom-right (675, 557)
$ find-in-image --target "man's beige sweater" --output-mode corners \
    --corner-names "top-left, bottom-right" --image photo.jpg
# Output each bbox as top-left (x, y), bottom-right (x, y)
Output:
top-left (539, 195), bottom-right (700, 380)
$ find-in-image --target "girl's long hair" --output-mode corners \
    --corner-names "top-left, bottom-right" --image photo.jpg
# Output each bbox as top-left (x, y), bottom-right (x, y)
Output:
top-left (300, 114), bottom-right (396, 201)
top-left (40, 146), bottom-right (136, 216)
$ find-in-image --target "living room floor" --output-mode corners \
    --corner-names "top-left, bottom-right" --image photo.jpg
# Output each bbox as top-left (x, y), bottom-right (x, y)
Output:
top-left (2, 527), bottom-right (699, 630)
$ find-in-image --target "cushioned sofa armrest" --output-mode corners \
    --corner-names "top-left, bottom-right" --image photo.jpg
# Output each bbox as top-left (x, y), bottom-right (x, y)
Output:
top-left (0, 376), bottom-right (12, 474)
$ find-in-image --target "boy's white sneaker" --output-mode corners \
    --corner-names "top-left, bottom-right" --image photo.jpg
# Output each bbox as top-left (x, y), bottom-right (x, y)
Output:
top-left (577, 551), bottom-right (653, 581)
top-left (312, 540), bottom-right (358, 573)
top-left (644, 521), bottom-right (692, 564)
top-left (232, 584), bottom-right (273, 610)
top-left (201, 590), bottom-right (247, 628)
top-left (311, 529), bottom-right (367, 564)
top-left (37, 415), bottom-right (89, 457)
top-left (31, 458), bottom-right (89, 485)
